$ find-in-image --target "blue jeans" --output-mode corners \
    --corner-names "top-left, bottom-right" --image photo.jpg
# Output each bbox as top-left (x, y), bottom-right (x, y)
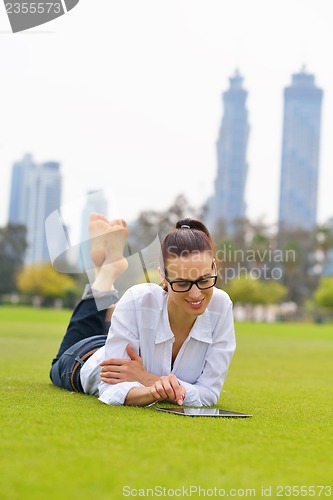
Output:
top-left (50, 291), bottom-right (118, 392)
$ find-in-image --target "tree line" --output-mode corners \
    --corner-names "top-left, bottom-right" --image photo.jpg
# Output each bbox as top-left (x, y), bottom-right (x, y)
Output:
top-left (1, 194), bottom-right (332, 312)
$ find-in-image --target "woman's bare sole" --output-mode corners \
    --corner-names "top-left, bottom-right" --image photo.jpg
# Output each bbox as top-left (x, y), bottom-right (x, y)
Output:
top-left (88, 212), bottom-right (128, 283)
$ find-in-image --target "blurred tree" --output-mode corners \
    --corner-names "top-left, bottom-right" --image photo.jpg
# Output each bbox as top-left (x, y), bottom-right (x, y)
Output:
top-left (224, 276), bottom-right (287, 306)
top-left (315, 223), bottom-right (333, 278)
top-left (276, 227), bottom-right (320, 304)
top-left (0, 224), bottom-right (27, 294)
top-left (130, 194), bottom-right (197, 252)
top-left (258, 279), bottom-right (288, 305)
top-left (17, 263), bottom-right (76, 305)
top-left (224, 275), bottom-right (262, 304)
top-left (314, 277), bottom-right (333, 309)
top-left (215, 218), bottom-right (276, 287)
top-left (315, 224), bottom-right (333, 259)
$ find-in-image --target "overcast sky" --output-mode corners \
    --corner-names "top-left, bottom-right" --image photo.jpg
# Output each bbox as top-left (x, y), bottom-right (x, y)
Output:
top-left (1, 0), bottom-right (332, 239)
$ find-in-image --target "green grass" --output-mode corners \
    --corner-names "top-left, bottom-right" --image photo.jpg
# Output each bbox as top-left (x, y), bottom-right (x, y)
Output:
top-left (0, 306), bottom-right (332, 499)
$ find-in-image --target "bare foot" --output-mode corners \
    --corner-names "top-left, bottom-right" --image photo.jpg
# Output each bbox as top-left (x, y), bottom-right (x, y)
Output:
top-left (88, 212), bottom-right (128, 281)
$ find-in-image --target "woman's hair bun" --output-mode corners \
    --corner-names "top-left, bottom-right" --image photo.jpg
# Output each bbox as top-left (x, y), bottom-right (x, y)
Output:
top-left (176, 218), bottom-right (193, 229)
top-left (176, 218), bottom-right (211, 241)
top-left (160, 217), bottom-right (214, 266)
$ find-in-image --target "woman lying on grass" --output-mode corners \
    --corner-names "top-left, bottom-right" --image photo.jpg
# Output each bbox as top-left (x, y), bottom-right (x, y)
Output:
top-left (50, 213), bottom-right (236, 407)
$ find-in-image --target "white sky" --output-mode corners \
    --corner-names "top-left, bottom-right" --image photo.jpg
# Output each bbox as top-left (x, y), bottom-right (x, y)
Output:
top-left (0, 0), bottom-right (332, 239)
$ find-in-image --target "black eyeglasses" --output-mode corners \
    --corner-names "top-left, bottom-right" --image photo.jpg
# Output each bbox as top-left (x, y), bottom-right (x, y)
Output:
top-left (164, 263), bottom-right (217, 293)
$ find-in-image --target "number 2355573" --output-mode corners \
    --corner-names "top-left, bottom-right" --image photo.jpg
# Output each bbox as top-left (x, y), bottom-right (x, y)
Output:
top-left (5, 3), bottom-right (61, 14)
top-left (275, 485), bottom-right (331, 496)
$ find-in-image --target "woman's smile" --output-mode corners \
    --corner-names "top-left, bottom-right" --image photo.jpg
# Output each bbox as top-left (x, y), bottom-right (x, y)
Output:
top-left (185, 297), bottom-right (205, 310)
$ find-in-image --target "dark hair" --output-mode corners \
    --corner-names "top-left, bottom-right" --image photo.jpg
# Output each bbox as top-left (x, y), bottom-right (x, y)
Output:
top-left (160, 218), bottom-right (214, 270)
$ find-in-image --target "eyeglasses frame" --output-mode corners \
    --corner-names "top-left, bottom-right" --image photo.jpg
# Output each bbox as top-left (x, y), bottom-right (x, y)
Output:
top-left (164, 261), bottom-right (218, 293)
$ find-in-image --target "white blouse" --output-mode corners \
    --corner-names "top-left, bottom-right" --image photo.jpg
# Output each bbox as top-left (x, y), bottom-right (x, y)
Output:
top-left (80, 283), bottom-right (236, 407)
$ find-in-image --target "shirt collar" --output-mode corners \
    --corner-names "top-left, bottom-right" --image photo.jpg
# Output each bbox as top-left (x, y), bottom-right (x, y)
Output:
top-left (189, 309), bottom-right (212, 344)
top-left (154, 302), bottom-right (176, 344)
top-left (155, 299), bottom-right (212, 345)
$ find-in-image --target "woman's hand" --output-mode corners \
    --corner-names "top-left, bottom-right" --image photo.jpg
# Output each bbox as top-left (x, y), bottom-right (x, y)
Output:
top-left (99, 344), bottom-right (159, 386)
top-left (149, 374), bottom-right (186, 406)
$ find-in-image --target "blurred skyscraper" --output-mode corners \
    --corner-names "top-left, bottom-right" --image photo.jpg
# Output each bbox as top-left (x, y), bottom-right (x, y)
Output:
top-left (79, 190), bottom-right (108, 273)
top-left (204, 70), bottom-right (250, 235)
top-left (8, 153), bottom-right (62, 264)
top-left (278, 67), bottom-right (323, 231)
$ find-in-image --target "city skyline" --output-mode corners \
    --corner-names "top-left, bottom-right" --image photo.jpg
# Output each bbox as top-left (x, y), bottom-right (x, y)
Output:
top-left (6, 63), bottom-right (327, 269)
top-left (1, 0), bottom-right (333, 235)
top-left (4, 67), bottom-right (331, 255)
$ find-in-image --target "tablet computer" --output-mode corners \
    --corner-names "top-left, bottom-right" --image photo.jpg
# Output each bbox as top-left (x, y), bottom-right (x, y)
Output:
top-left (156, 407), bottom-right (252, 417)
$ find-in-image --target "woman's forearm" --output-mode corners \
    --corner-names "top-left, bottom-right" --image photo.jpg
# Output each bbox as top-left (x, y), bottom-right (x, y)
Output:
top-left (124, 375), bottom-right (187, 406)
top-left (140, 372), bottom-right (160, 386)
top-left (124, 386), bottom-right (157, 406)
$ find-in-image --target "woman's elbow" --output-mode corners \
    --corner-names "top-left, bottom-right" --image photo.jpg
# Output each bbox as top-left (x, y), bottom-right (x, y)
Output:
top-left (199, 389), bottom-right (220, 407)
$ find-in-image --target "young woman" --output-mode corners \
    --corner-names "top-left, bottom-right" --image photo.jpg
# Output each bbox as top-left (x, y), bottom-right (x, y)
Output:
top-left (50, 212), bottom-right (236, 407)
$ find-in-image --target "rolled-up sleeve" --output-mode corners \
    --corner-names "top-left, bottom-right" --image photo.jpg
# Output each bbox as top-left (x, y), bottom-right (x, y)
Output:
top-left (99, 381), bottom-right (144, 405)
top-left (97, 289), bottom-right (143, 405)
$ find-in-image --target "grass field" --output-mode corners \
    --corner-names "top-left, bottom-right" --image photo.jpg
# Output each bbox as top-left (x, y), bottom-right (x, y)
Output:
top-left (0, 306), bottom-right (332, 499)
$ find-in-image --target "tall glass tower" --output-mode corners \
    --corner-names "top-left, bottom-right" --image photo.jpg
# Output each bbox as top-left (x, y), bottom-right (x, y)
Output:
top-left (8, 154), bottom-right (62, 264)
top-left (278, 67), bottom-right (323, 231)
top-left (205, 70), bottom-right (250, 235)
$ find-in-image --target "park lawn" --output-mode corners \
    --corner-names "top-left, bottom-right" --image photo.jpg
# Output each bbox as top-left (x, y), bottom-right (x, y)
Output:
top-left (0, 306), bottom-right (332, 499)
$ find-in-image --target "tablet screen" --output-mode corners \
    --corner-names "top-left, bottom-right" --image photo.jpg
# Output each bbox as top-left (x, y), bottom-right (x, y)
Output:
top-left (156, 407), bottom-right (252, 417)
